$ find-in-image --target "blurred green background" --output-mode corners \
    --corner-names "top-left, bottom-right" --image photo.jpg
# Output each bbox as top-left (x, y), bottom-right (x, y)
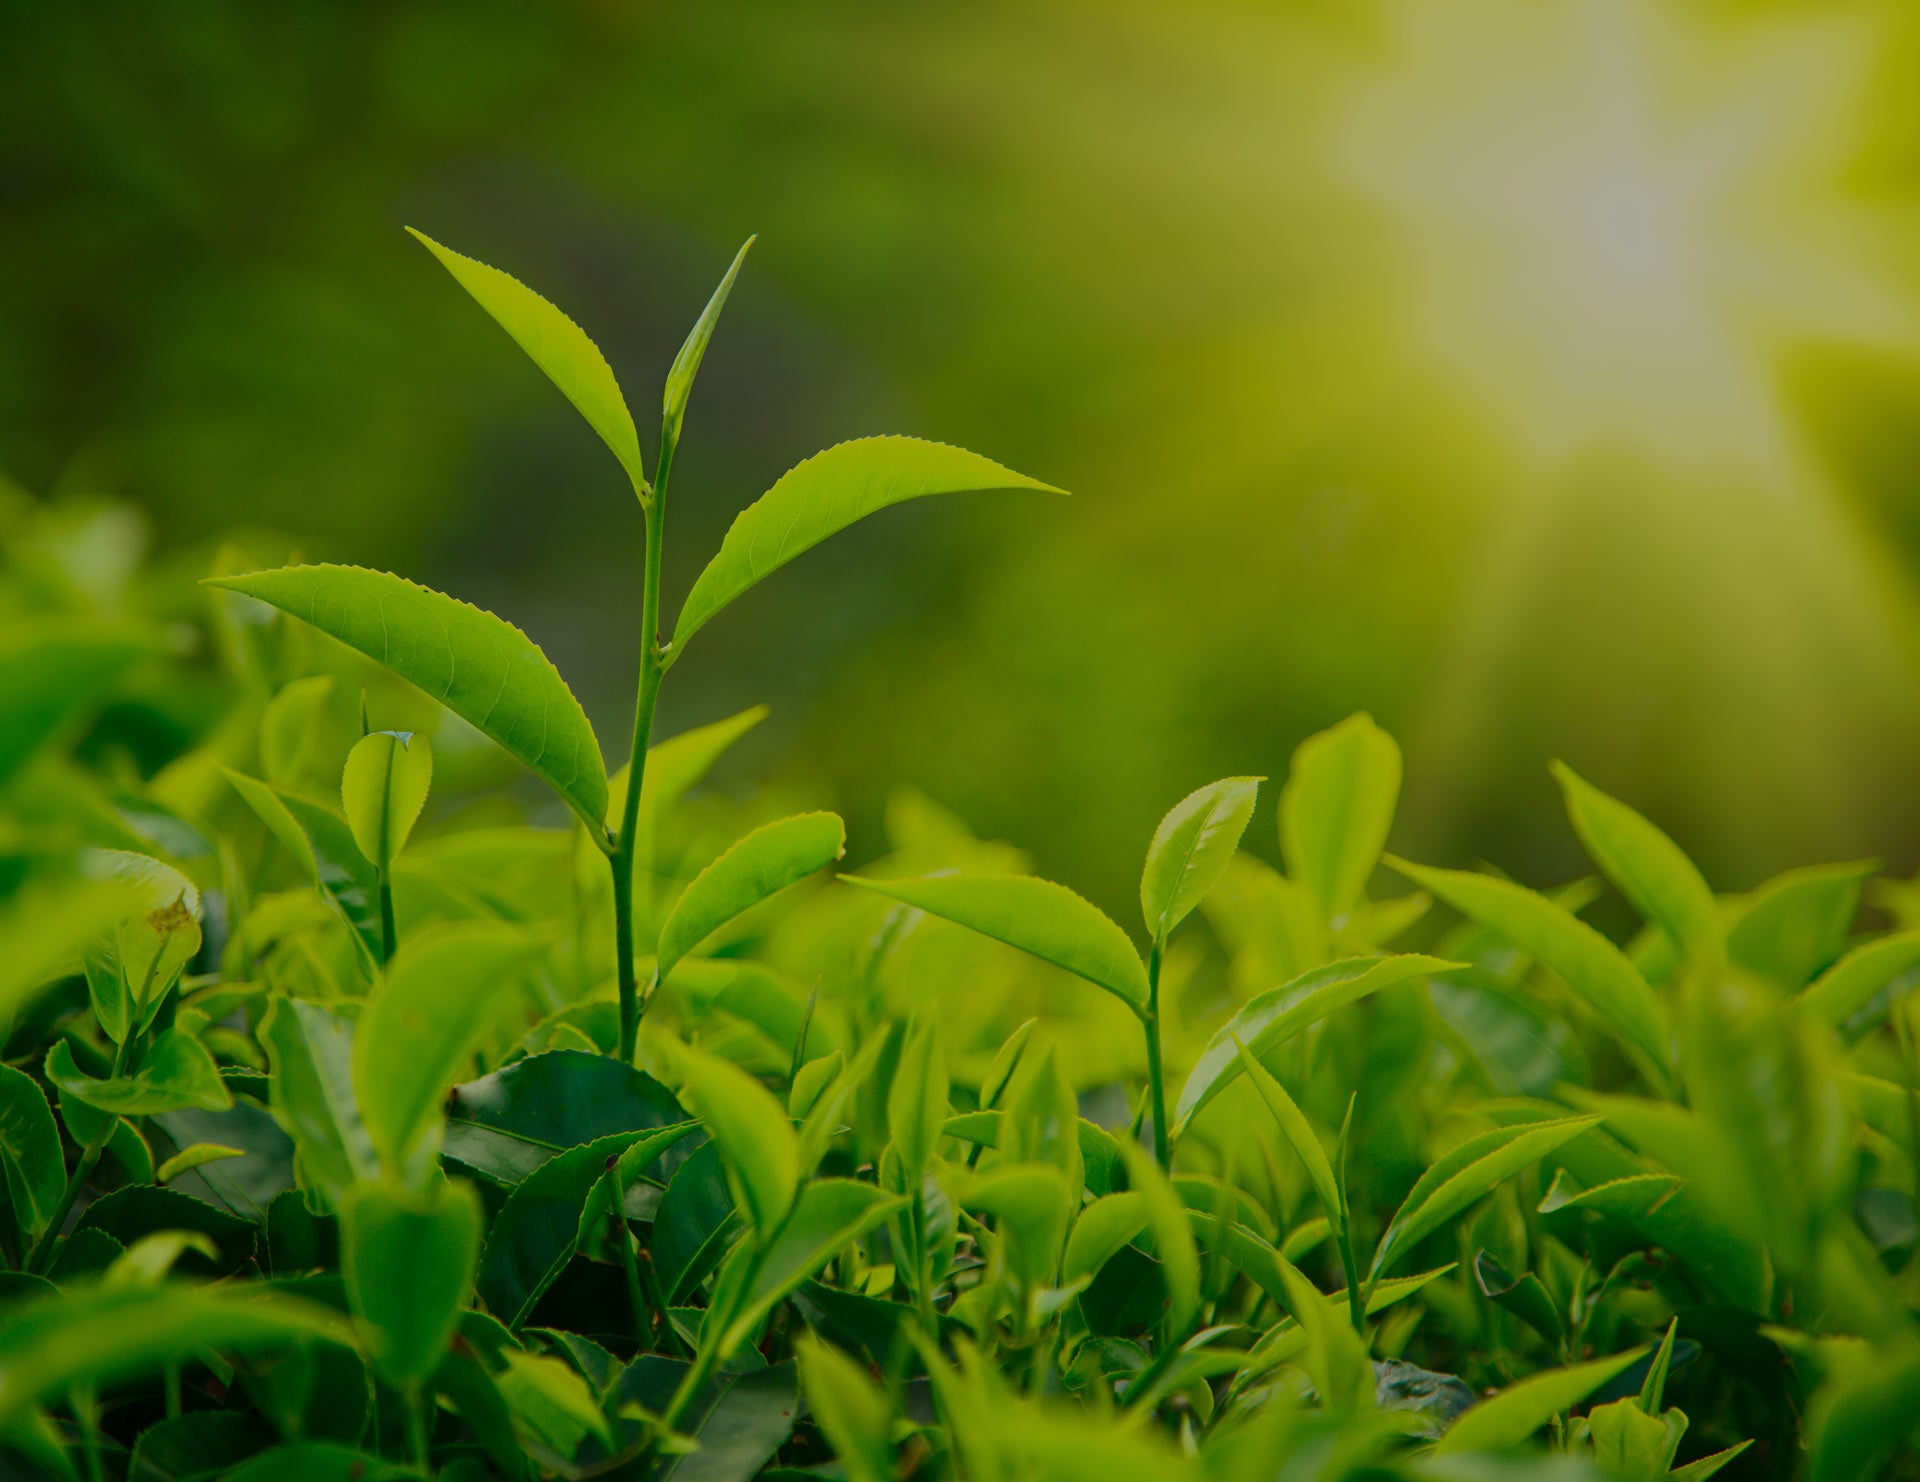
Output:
top-left (9, 0), bottom-right (1920, 916)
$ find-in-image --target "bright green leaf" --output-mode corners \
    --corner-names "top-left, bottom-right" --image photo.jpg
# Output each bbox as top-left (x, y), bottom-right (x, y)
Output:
top-left (1141, 776), bottom-right (1262, 941)
top-left (156, 1143), bottom-right (246, 1186)
top-left (840, 872), bottom-right (1148, 1013)
top-left (673, 437), bottom-right (1063, 649)
top-left (1281, 713), bottom-right (1401, 921)
top-left (663, 236), bottom-right (754, 447)
top-left (655, 811), bottom-right (845, 982)
top-left (674, 1044), bottom-right (800, 1230)
top-left (408, 228), bottom-right (644, 489)
top-left (1434, 1346), bottom-right (1646, 1454)
top-left (342, 1175), bottom-right (482, 1386)
top-left (340, 731), bottom-right (432, 871)
top-left (206, 566), bottom-right (607, 829)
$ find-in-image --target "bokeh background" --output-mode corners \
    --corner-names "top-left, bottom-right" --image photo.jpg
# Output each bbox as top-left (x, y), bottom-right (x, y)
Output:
top-left (9, 0), bottom-right (1920, 917)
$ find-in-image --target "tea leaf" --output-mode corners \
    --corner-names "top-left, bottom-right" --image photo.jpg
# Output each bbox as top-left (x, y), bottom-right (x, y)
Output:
top-left (1063, 1192), bottom-right (1150, 1284)
top-left (353, 923), bottom-right (543, 1180)
top-left (1140, 776), bottom-right (1263, 941)
top-left (0, 1064), bottom-right (63, 1239)
top-left (47, 1032), bottom-right (233, 1117)
top-left (1372, 1115), bottom-right (1600, 1278)
top-left (1234, 1041), bottom-right (1341, 1236)
top-left (655, 811), bottom-right (845, 981)
top-left (674, 1044), bottom-right (800, 1230)
top-left (718, 1178), bottom-right (905, 1353)
top-left (1433, 1346), bottom-right (1647, 1454)
top-left (797, 1335), bottom-right (892, 1482)
top-left (155, 1143), bottom-right (246, 1186)
top-left (207, 565), bottom-right (607, 830)
top-left (888, 1015), bottom-right (948, 1178)
top-left (1281, 713), bottom-right (1401, 921)
top-left (0, 620), bottom-right (156, 787)
top-left (408, 228), bottom-right (644, 489)
top-left (223, 770), bottom-right (382, 972)
top-left (1800, 929), bottom-right (1920, 1028)
top-left (841, 872), bottom-right (1149, 1013)
top-left (663, 236), bottom-right (754, 448)
top-left (1388, 857), bottom-right (1668, 1071)
top-left (1175, 954), bottom-right (1458, 1133)
top-left (340, 731), bottom-right (432, 871)
top-left (0, 1284), bottom-right (351, 1433)
top-left (1553, 762), bottom-right (1722, 975)
top-left (260, 996), bottom-right (377, 1206)
top-left (342, 1175), bottom-right (483, 1386)
top-left (672, 437), bottom-right (1063, 649)
top-left (1119, 1141), bottom-right (1199, 1337)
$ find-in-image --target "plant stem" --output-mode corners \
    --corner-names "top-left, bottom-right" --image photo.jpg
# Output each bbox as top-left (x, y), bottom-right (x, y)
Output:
top-left (612, 447), bottom-right (671, 1065)
top-left (1144, 937), bottom-right (1170, 1169)
top-left (406, 1380), bottom-right (430, 1471)
top-left (26, 1036), bottom-right (134, 1274)
top-left (609, 1162), bottom-right (653, 1347)
top-left (376, 867), bottom-right (397, 965)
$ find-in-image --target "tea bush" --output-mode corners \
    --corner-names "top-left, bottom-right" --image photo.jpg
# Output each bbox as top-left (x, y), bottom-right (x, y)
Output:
top-left (1, 236), bottom-right (1916, 1482)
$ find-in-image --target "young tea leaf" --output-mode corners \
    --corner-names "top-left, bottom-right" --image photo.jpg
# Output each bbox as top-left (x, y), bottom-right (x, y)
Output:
top-left (674, 1044), bottom-right (800, 1231)
top-left (341, 731), bottom-right (432, 871)
top-left (663, 236), bottom-right (754, 449)
top-left (1175, 955), bottom-right (1459, 1134)
top-left (1553, 762), bottom-right (1722, 976)
top-left (840, 872), bottom-right (1149, 1014)
top-left (408, 228), bottom-right (644, 489)
top-left (654, 812), bottom-right (845, 982)
top-left (672, 437), bottom-right (1064, 649)
top-left (206, 565), bottom-right (607, 830)
top-left (0, 1064), bottom-right (64, 1239)
top-left (1281, 713), bottom-right (1401, 921)
top-left (1433, 1346), bottom-right (1647, 1454)
top-left (1388, 857), bottom-right (1669, 1073)
top-left (343, 1174), bottom-right (483, 1386)
top-left (353, 923), bottom-right (543, 1181)
top-left (1140, 776), bottom-right (1263, 942)
top-left (1233, 1040), bottom-right (1342, 1236)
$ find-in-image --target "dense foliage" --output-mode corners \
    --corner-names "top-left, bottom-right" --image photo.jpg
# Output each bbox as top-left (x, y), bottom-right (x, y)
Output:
top-left (2, 238), bottom-right (1917, 1482)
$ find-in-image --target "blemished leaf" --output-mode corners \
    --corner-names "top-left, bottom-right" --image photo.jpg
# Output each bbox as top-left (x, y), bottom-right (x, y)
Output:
top-left (206, 565), bottom-right (607, 830)
top-left (1281, 712), bottom-right (1402, 921)
top-left (224, 770), bottom-right (382, 971)
top-left (674, 1043), bottom-right (800, 1230)
top-left (840, 872), bottom-right (1149, 1013)
top-left (1433, 1346), bottom-right (1647, 1454)
top-left (654, 812), bottom-right (846, 982)
top-left (353, 923), bottom-right (543, 1180)
top-left (340, 731), bottom-right (432, 871)
top-left (47, 1031), bottom-right (233, 1117)
top-left (1553, 762), bottom-right (1723, 975)
top-left (663, 236), bottom-right (754, 448)
top-left (1371, 1115), bottom-right (1601, 1279)
top-left (1800, 928), bottom-right (1920, 1028)
top-left (82, 850), bottom-right (202, 1043)
top-left (1234, 1041), bottom-right (1342, 1236)
top-left (1388, 857), bottom-right (1669, 1073)
top-left (887, 1014), bottom-right (948, 1178)
top-left (408, 228), bottom-right (644, 490)
top-left (796, 1335), bottom-right (893, 1482)
top-left (672, 436), bottom-right (1064, 649)
top-left (342, 1175), bottom-right (482, 1387)
top-left (0, 1283), bottom-right (351, 1433)
top-left (260, 996), bottom-right (376, 1206)
top-left (0, 1064), bottom-right (64, 1239)
top-left (1174, 955), bottom-right (1459, 1134)
top-left (1140, 776), bottom-right (1263, 941)
top-left (156, 1142), bottom-right (246, 1186)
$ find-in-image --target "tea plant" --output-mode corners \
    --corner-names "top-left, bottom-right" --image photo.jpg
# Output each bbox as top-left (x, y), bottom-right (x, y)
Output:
top-left (1, 234), bottom-right (1918, 1481)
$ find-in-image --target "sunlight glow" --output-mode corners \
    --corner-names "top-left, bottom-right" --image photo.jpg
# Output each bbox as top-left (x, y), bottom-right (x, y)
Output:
top-left (1339, 0), bottom-right (1916, 472)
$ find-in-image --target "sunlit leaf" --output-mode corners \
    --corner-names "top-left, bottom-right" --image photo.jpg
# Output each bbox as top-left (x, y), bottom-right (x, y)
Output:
top-left (1140, 776), bottom-right (1262, 941)
top-left (654, 811), bottom-right (845, 981)
top-left (340, 731), bottom-right (432, 871)
top-left (1281, 712), bottom-right (1401, 921)
top-left (1433, 1346), bottom-right (1646, 1454)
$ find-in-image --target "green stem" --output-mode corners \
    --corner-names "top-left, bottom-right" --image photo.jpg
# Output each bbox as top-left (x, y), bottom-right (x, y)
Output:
top-left (26, 1037), bottom-right (134, 1274)
top-left (1144, 937), bottom-right (1170, 1169)
top-left (376, 867), bottom-right (397, 965)
top-left (613, 452), bottom-right (670, 1065)
top-left (406, 1379), bottom-right (431, 1471)
top-left (609, 1162), bottom-right (653, 1347)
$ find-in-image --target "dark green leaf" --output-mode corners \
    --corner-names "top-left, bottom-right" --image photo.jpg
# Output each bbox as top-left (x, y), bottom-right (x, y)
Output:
top-left (0, 1062), bottom-right (63, 1240)
top-left (444, 1049), bottom-right (687, 1188)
